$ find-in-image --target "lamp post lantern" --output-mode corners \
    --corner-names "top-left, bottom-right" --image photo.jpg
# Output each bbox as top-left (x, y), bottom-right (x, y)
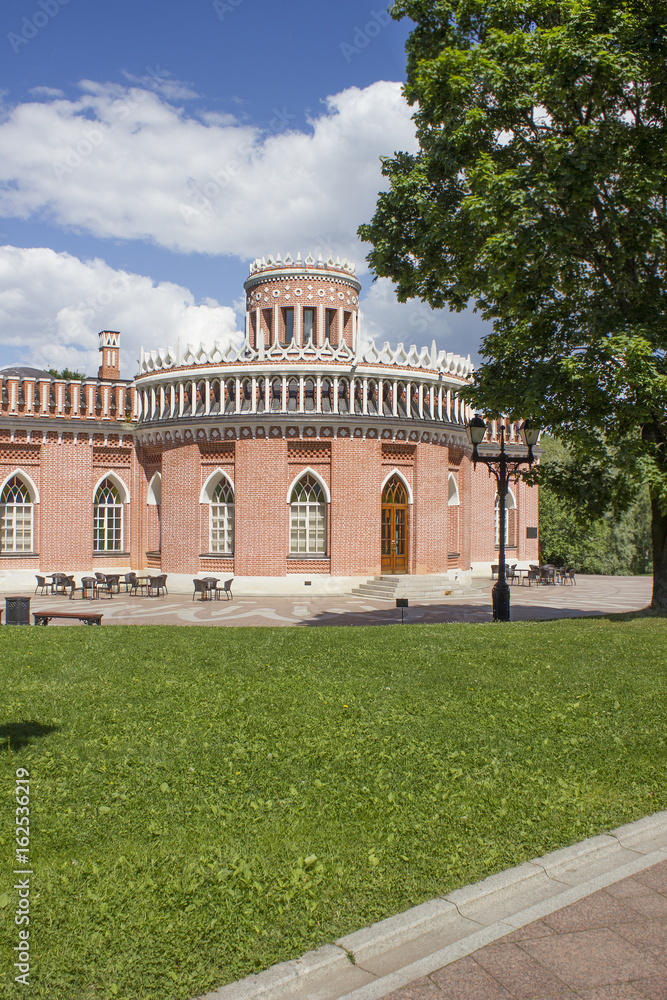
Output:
top-left (467, 416), bottom-right (540, 622)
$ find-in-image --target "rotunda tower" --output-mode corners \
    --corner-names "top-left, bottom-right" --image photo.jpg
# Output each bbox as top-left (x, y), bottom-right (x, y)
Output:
top-left (243, 253), bottom-right (361, 352)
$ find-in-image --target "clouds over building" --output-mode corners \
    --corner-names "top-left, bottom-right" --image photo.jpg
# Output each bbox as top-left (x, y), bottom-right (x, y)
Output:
top-left (0, 80), bottom-right (487, 371)
top-left (0, 246), bottom-right (240, 377)
top-left (0, 80), bottom-right (416, 262)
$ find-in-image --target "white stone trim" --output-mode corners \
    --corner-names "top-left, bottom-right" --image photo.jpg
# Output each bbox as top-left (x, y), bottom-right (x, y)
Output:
top-left (285, 467), bottom-right (331, 504)
top-left (448, 473), bottom-right (460, 506)
top-left (146, 471), bottom-right (162, 506)
top-left (200, 468), bottom-right (235, 504)
top-left (381, 468), bottom-right (414, 505)
top-left (93, 471), bottom-right (130, 503)
top-left (0, 468), bottom-right (40, 504)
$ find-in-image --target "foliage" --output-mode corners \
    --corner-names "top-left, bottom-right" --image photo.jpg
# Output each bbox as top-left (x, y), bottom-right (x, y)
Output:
top-left (47, 368), bottom-right (86, 381)
top-left (1, 621), bottom-right (666, 999)
top-left (359, 0), bottom-right (667, 607)
top-left (538, 436), bottom-right (652, 573)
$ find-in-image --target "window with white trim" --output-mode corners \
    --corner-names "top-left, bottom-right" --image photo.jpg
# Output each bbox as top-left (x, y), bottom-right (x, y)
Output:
top-left (0, 476), bottom-right (33, 552)
top-left (94, 478), bottom-right (123, 551)
top-left (290, 474), bottom-right (326, 555)
top-left (210, 479), bottom-right (234, 554)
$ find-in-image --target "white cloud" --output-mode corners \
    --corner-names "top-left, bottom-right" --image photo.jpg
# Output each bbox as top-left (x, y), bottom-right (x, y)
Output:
top-left (0, 80), bottom-right (417, 264)
top-left (0, 246), bottom-right (240, 378)
top-left (28, 86), bottom-right (66, 99)
top-left (0, 82), bottom-right (490, 370)
top-left (120, 67), bottom-right (200, 102)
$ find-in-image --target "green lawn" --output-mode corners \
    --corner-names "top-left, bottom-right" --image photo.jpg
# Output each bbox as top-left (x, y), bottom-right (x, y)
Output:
top-left (0, 617), bottom-right (666, 1000)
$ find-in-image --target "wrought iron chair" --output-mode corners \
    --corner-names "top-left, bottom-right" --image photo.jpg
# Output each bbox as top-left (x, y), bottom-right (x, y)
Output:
top-left (130, 574), bottom-right (149, 596)
top-left (118, 572), bottom-right (137, 593)
top-left (213, 578), bottom-right (234, 600)
top-left (51, 572), bottom-right (70, 595)
top-left (147, 575), bottom-right (168, 597)
top-left (70, 576), bottom-right (99, 600)
top-left (192, 579), bottom-right (211, 601)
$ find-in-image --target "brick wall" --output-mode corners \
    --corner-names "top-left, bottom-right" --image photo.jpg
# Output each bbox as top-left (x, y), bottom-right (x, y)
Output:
top-left (234, 436), bottom-right (286, 576)
top-left (161, 441), bottom-right (201, 576)
top-left (330, 437), bottom-right (382, 576)
top-left (413, 441), bottom-right (449, 574)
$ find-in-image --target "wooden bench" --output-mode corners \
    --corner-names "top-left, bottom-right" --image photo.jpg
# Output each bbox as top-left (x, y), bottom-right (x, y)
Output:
top-left (33, 611), bottom-right (103, 626)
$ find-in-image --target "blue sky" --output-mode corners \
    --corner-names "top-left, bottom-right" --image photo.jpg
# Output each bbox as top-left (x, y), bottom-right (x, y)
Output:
top-left (0, 0), bottom-right (489, 376)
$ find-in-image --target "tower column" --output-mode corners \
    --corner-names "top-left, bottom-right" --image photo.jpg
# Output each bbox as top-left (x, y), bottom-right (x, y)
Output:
top-left (97, 330), bottom-right (121, 380)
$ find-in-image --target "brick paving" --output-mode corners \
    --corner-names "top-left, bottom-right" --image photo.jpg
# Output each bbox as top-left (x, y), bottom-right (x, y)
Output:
top-left (20, 574), bottom-right (655, 627)
top-left (381, 861), bottom-right (667, 1000)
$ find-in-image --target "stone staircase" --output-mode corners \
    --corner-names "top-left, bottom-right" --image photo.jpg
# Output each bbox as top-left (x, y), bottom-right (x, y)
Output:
top-left (351, 574), bottom-right (482, 600)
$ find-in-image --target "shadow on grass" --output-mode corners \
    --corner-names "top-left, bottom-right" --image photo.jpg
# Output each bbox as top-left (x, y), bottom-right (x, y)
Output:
top-left (0, 721), bottom-right (61, 752)
top-left (599, 606), bottom-right (667, 622)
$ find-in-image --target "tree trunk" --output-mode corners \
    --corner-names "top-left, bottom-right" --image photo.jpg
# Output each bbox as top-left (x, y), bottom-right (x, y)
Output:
top-left (650, 493), bottom-right (667, 611)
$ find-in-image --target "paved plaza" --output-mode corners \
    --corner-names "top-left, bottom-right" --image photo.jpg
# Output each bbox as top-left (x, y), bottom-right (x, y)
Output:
top-left (20, 574), bottom-right (655, 627)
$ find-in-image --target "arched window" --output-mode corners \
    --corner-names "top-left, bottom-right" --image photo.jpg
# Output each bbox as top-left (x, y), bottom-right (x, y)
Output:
top-left (495, 490), bottom-right (517, 548)
top-left (290, 473), bottom-right (326, 555)
top-left (210, 478), bottom-right (234, 554)
top-left (448, 474), bottom-right (460, 556)
top-left (448, 473), bottom-right (460, 506)
top-left (94, 478), bottom-right (123, 551)
top-left (0, 476), bottom-right (33, 552)
top-left (382, 474), bottom-right (408, 505)
top-left (147, 472), bottom-right (162, 554)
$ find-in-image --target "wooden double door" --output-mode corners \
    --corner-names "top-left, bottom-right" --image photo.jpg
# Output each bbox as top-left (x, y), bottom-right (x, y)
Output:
top-left (381, 475), bottom-right (408, 574)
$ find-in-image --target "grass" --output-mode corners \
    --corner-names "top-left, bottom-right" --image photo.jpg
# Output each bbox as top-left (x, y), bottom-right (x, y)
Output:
top-left (0, 617), bottom-right (666, 1000)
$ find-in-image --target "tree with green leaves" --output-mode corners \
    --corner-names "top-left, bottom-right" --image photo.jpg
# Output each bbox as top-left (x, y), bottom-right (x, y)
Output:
top-left (47, 367), bottom-right (86, 381)
top-left (359, 0), bottom-right (667, 609)
top-left (538, 436), bottom-right (653, 574)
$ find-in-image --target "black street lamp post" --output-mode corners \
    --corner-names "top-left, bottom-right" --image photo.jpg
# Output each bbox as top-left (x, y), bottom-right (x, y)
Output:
top-left (467, 416), bottom-right (540, 622)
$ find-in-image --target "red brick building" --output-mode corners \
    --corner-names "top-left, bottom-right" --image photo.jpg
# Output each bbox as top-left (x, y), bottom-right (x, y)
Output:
top-left (0, 254), bottom-right (538, 591)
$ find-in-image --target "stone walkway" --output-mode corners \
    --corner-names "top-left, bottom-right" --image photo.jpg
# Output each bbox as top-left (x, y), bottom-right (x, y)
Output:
top-left (22, 574), bottom-right (654, 627)
top-left (381, 860), bottom-right (667, 999)
top-left (202, 814), bottom-right (667, 1000)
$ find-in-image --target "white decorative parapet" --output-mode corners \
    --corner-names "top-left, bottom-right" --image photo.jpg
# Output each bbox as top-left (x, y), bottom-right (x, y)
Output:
top-left (138, 336), bottom-right (473, 378)
top-left (248, 252), bottom-right (356, 276)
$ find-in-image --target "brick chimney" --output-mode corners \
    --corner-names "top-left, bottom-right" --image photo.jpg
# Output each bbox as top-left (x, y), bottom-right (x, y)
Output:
top-left (98, 330), bottom-right (121, 380)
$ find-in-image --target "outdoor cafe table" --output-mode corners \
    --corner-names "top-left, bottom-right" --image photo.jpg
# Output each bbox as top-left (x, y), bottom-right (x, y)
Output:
top-left (540, 565), bottom-right (557, 584)
top-left (201, 577), bottom-right (219, 598)
top-left (48, 573), bottom-right (72, 594)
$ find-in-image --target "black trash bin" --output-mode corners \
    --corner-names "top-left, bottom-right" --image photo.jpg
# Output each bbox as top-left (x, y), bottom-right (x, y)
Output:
top-left (5, 596), bottom-right (31, 625)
